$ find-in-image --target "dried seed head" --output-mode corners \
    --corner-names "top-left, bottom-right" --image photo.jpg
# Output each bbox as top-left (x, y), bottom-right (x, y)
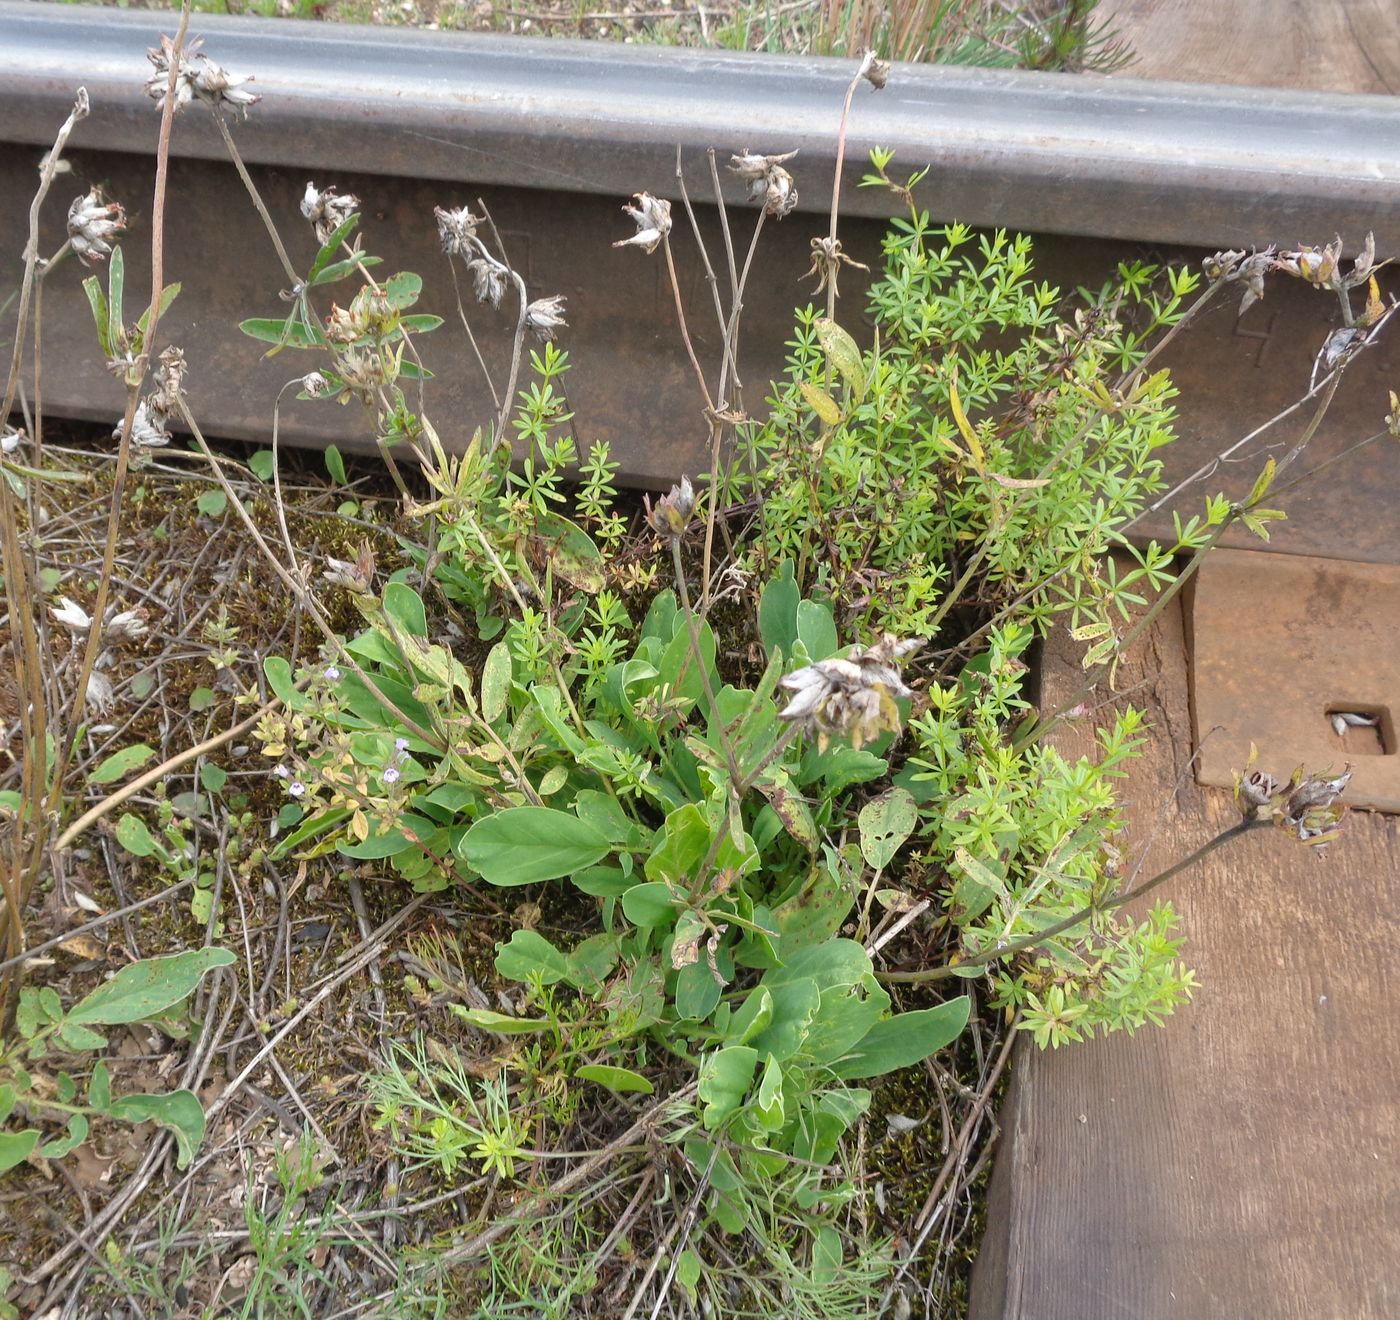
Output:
top-left (145, 35), bottom-right (258, 115)
top-left (644, 476), bottom-right (695, 538)
top-left (1205, 247), bottom-right (1274, 316)
top-left (434, 205), bottom-right (482, 256)
top-left (301, 182), bottom-right (359, 245)
top-left (1234, 766), bottom-right (1280, 818)
top-left (525, 295), bottom-right (568, 342)
top-left (862, 52), bottom-right (890, 89)
top-left (51, 596), bottom-right (94, 634)
top-left (67, 188), bottom-right (127, 266)
top-left (1276, 237), bottom-right (1343, 289)
top-left (1281, 765), bottom-right (1352, 842)
top-left (729, 149), bottom-right (800, 218)
top-left (1349, 231), bottom-right (1377, 285)
top-left (778, 634), bottom-right (920, 752)
top-left (121, 399), bottom-right (171, 450)
top-left (324, 303), bottom-right (360, 344)
top-left (803, 233), bottom-right (868, 297)
top-left (86, 669), bottom-right (116, 715)
top-left (613, 192), bottom-right (673, 254)
top-left (147, 346), bottom-right (187, 420)
top-left (323, 540), bottom-right (376, 594)
top-left (467, 257), bottom-right (506, 308)
top-left (104, 606), bottom-right (150, 646)
top-left (301, 371), bottom-right (331, 398)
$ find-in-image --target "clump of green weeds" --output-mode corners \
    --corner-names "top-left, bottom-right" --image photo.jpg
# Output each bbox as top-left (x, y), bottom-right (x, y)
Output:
top-left (4, 26), bottom-right (1388, 1320)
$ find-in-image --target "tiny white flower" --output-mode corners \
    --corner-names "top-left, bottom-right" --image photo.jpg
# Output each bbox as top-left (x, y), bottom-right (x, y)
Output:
top-left (382, 766), bottom-right (401, 785)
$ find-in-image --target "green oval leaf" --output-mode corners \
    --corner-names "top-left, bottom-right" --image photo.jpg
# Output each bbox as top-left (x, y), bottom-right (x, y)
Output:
top-left (830, 997), bottom-right (971, 1080)
top-left (107, 1090), bottom-right (206, 1169)
top-left (461, 807), bottom-right (610, 886)
top-left (494, 929), bottom-right (570, 984)
top-left (454, 1008), bottom-right (551, 1035)
top-left (858, 787), bottom-right (917, 872)
top-left (115, 812), bottom-right (158, 858)
top-left (90, 744), bottom-right (156, 785)
top-left (576, 1064), bottom-right (654, 1095)
top-left (68, 948), bottom-right (236, 1026)
top-left (0, 1129), bottom-right (40, 1173)
top-left (383, 581), bottom-right (428, 639)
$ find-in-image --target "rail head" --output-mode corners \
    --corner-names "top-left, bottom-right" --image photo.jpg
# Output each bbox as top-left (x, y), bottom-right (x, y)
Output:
top-left (1, 1), bottom-right (1398, 249)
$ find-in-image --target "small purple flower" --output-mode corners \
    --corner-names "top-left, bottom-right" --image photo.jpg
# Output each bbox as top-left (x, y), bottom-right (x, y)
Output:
top-left (394, 737), bottom-right (410, 754)
top-left (383, 766), bottom-right (401, 785)
top-left (325, 665), bottom-right (342, 681)
top-left (289, 780), bottom-right (306, 798)
top-left (272, 765), bottom-right (289, 779)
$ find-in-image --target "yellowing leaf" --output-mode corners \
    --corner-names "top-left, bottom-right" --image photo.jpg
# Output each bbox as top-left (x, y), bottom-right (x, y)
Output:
top-left (814, 318), bottom-right (867, 400)
top-left (946, 363), bottom-right (986, 471)
top-left (798, 380), bottom-right (842, 427)
top-left (985, 471), bottom-right (1050, 489)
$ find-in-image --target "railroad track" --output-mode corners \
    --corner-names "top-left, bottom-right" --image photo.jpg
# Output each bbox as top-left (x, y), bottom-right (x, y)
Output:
top-left (2, 0), bottom-right (1399, 559)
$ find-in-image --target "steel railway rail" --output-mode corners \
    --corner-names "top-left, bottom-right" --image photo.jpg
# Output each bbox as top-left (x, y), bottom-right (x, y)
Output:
top-left (2, 1), bottom-right (1399, 557)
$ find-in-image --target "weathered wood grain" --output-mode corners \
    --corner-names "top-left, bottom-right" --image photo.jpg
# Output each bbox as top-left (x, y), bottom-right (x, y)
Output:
top-left (1100, 0), bottom-right (1400, 93)
top-left (969, 590), bottom-right (1400, 1318)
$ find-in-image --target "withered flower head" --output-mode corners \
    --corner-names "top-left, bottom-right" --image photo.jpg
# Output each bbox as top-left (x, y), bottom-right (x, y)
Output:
top-left (644, 476), bottom-right (695, 538)
top-left (525, 295), bottom-right (568, 342)
top-left (803, 233), bottom-right (869, 297)
top-left (324, 303), bottom-right (361, 344)
top-left (1204, 247), bottom-right (1274, 316)
top-left (104, 606), bottom-right (150, 646)
top-left (323, 540), bottom-right (376, 594)
top-left (51, 596), bottom-right (93, 634)
top-left (2, 426), bottom-right (23, 455)
top-left (1281, 765), bottom-right (1352, 842)
top-left (301, 371), bottom-right (331, 398)
top-left (778, 634), bottom-right (920, 751)
top-left (467, 257), bottom-right (506, 308)
top-left (121, 399), bottom-right (171, 450)
top-left (434, 205), bottom-right (482, 256)
top-left (613, 192), bottom-right (673, 254)
top-left (301, 182), bottom-right (359, 245)
top-left (146, 346), bottom-right (187, 420)
top-left (67, 188), bottom-right (126, 265)
top-left (145, 35), bottom-right (258, 115)
top-left (1276, 238), bottom-right (1343, 289)
top-left (729, 150), bottom-right (800, 219)
top-left (861, 51), bottom-right (890, 89)
top-left (1234, 766), bottom-right (1281, 819)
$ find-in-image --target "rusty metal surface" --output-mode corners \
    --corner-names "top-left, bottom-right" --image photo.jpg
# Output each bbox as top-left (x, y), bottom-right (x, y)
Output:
top-left (2, 1), bottom-right (1400, 250)
top-left (1188, 548), bottom-right (1400, 813)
